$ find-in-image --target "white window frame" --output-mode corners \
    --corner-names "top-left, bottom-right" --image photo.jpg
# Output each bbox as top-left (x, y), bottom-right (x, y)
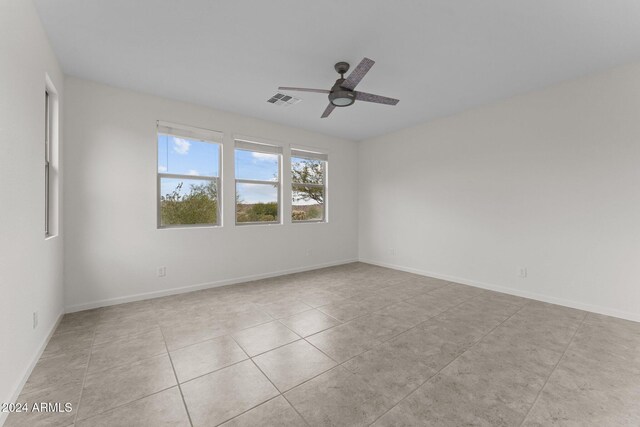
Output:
top-left (291, 148), bottom-right (328, 223)
top-left (234, 139), bottom-right (283, 226)
top-left (156, 121), bottom-right (223, 229)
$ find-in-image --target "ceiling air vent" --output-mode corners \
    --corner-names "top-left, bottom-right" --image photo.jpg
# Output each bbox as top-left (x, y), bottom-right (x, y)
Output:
top-left (267, 93), bottom-right (301, 107)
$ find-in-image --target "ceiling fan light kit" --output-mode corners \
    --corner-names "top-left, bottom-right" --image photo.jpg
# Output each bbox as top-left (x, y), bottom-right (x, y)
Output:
top-left (329, 89), bottom-right (355, 107)
top-left (279, 57), bottom-right (399, 118)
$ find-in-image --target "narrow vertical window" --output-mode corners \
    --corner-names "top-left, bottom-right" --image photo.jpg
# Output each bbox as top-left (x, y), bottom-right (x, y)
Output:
top-left (44, 79), bottom-right (59, 238)
top-left (44, 90), bottom-right (51, 236)
top-left (157, 122), bottom-right (223, 228)
top-left (291, 149), bottom-right (328, 222)
top-left (234, 140), bottom-right (282, 224)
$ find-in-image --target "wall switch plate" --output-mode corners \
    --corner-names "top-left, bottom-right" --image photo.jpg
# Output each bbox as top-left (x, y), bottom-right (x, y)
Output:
top-left (33, 312), bottom-right (38, 329)
top-left (158, 267), bottom-right (166, 277)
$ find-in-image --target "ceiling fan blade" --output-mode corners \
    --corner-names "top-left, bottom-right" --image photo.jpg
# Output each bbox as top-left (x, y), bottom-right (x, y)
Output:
top-left (341, 57), bottom-right (375, 90)
top-left (321, 103), bottom-right (335, 118)
top-left (354, 91), bottom-right (400, 105)
top-left (279, 87), bottom-right (330, 94)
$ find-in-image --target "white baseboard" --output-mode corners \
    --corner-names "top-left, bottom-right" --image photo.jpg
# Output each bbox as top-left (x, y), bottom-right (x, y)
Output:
top-left (1, 310), bottom-right (64, 427)
top-left (359, 258), bottom-right (640, 323)
top-left (65, 258), bottom-right (359, 313)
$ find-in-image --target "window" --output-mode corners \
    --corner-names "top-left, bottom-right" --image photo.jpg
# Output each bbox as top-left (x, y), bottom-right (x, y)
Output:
top-left (44, 90), bottom-right (51, 236)
top-left (44, 80), bottom-right (59, 238)
top-left (157, 122), bottom-right (222, 228)
top-left (235, 140), bottom-right (282, 224)
top-left (291, 148), bottom-right (327, 222)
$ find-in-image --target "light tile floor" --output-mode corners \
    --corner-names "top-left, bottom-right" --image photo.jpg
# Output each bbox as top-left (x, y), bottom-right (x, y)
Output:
top-left (6, 262), bottom-right (640, 426)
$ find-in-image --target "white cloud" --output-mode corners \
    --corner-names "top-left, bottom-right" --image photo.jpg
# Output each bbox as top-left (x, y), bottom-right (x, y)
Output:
top-left (173, 137), bottom-right (191, 155)
top-left (158, 165), bottom-right (167, 172)
top-left (251, 151), bottom-right (275, 161)
top-left (187, 169), bottom-right (199, 176)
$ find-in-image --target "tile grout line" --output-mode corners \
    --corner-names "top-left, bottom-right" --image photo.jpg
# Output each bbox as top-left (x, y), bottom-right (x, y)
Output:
top-left (156, 327), bottom-right (322, 389)
top-left (162, 314), bottom-right (279, 354)
top-left (276, 319), bottom-right (344, 365)
top-left (367, 298), bottom-right (533, 426)
top-left (283, 283), bottom-right (480, 367)
top-left (224, 335), bottom-right (313, 427)
top-left (280, 287), bottom-right (482, 372)
top-left (333, 291), bottom-right (480, 367)
top-left (275, 383), bottom-right (313, 427)
top-left (517, 311), bottom-right (589, 427)
top-left (233, 334), bottom-right (302, 359)
top-left (260, 304), bottom-right (315, 319)
top-left (244, 352), bottom-right (312, 427)
top-left (180, 358), bottom-right (253, 386)
top-left (73, 385), bottom-right (179, 424)
top-left (212, 395), bottom-right (286, 427)
top-left (307, 279), bottom-right (454, 321)
top-left (73, 315), bottom-right (184, 423)
top-left (300, 335), bottom-right (342, 365)
top-left (71, 325), bottom-right (98, 425)
top-left (80, 328), bottom-right (167, 377)
top-left (158, 324), bottom-right (195, 427)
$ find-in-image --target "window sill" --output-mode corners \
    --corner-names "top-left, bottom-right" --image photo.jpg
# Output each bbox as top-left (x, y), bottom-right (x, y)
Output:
top-left (157, 224), bottom-right (221, 230)
top-left (235, 222), bottom-right (282, 227)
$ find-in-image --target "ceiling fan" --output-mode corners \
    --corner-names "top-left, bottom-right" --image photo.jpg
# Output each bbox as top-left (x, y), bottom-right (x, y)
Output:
top-left (279, 57), bottom-right (400, 118)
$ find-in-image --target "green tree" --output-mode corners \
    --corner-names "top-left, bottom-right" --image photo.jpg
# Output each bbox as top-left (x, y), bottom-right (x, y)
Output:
top-left (292, 159), bottom-right (324, 204)
top-left (161, 181), bottom-right (217, 225)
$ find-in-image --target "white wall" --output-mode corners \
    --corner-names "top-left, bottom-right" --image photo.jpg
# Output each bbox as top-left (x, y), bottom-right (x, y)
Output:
top-left (359, 62), bottom-right (640, 322)
top-left (63, 78), bottom-right (358, 311)
top-left (0, 0), bottom-right (65, 421)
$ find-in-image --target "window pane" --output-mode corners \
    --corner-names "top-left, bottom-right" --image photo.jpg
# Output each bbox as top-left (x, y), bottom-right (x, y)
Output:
top-left (158, 134), bottom-right (219, 177)
top-left (235, 149), bottom-right (279, 181)
top-left (236, 182), bottom-right (279, 223)
top-left (291, 157), bottom-right (324, 185)
top-left (292, 184), bottom-right (324, 221)
top-left (160, 178), bottom-right (218, 226)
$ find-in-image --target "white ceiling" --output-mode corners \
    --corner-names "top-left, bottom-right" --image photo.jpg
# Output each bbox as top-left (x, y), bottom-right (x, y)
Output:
top-left (34, 0), bottom-right (640, 141)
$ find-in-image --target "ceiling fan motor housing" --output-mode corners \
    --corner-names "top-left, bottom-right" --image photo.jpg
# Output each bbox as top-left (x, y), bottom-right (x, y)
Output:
top-left (334, 61), bottom-right (350, 75)
top-left (329, 78), bottom-right (356, 107)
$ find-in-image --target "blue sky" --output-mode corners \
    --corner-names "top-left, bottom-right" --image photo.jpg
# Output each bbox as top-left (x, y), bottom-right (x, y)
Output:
top-left (158, 134), bottom-right (280, 203)
top-left (158, 134), bottom-right (219, 177)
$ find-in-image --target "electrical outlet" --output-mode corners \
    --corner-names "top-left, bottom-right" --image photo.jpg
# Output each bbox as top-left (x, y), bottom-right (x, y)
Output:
top-left (388, 248), bottom-right (396, 256)
top-left (306, 249), bottom-right (313, 256)
top-left (158, 267), bottom-right (166, 277)
top-left (518, 267), bottom-right (528, 278)
top-left (33, 312), bottom-right (38, 329)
